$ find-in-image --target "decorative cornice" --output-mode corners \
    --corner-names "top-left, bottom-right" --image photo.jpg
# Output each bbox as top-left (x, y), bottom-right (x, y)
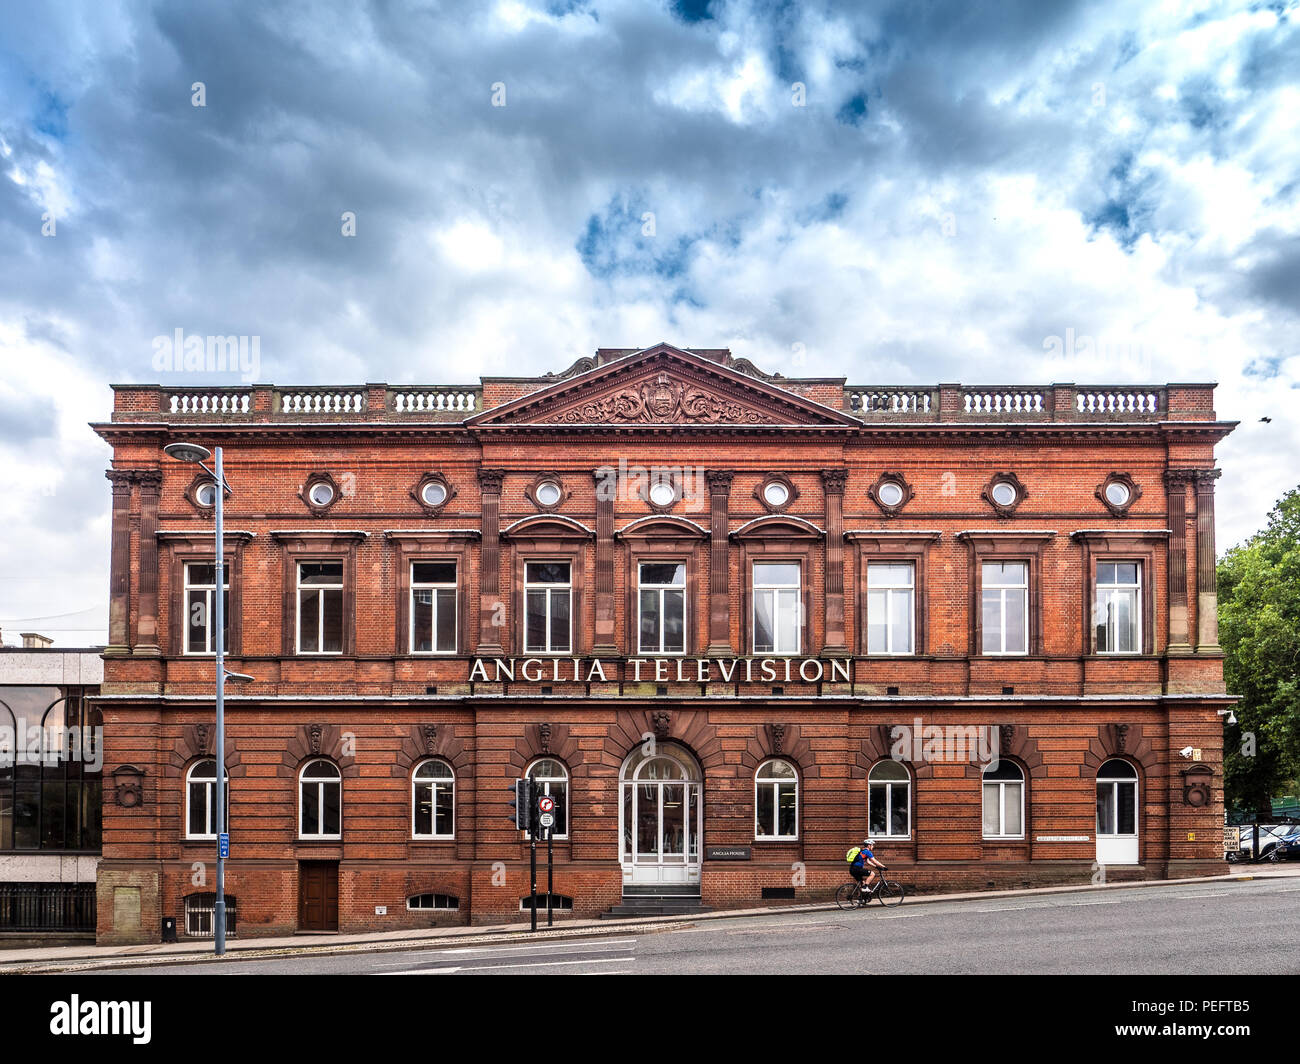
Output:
top-left (268, 529), bottom-right (369, 542)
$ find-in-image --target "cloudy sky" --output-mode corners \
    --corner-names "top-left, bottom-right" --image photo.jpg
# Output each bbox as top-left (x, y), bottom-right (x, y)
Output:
top-left (1, 0), bottom-right (1297, 645)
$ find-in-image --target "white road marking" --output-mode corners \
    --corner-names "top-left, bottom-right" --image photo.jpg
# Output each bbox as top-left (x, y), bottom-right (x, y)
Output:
top-left (384, 955), bottom-right (630, 975)
top-left (373, 939), bottom-right (636, 966)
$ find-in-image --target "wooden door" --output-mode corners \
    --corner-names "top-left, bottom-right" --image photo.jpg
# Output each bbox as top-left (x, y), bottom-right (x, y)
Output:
top-left (298, 861), bottom-right (338, 931)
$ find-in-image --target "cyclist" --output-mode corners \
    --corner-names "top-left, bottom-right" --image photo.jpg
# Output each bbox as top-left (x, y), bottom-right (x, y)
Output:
top-left (848, 837), bottom-right (886, 898)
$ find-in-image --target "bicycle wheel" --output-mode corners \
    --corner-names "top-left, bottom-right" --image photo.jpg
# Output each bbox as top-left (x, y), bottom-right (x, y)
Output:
top-left (876, 880), bottom-right (905, 907)
top-left (835, 883), bottom-right (862, 911)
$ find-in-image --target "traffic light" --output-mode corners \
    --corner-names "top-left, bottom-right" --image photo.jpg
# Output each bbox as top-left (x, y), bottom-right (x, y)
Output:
top-left (506, 778), bottom-right (532, 830)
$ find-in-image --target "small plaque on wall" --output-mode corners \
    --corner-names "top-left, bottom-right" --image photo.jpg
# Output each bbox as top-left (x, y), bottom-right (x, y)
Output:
top-left (706, 846), bottom-right (752, 861)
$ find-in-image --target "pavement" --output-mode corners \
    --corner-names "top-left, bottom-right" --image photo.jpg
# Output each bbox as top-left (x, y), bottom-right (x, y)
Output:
top-left (5, 863), bottom-right (1297, 974)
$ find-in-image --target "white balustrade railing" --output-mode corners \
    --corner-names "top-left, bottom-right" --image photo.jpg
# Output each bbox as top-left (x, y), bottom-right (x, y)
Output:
top-left (390, 389), bottom-right (479, 413)
top-left (166, 391), bottom-right (251, 415)
top-left (963, 389), bottom-right (1045, 415)
top-left (277, 390), bottom-right (365, 415)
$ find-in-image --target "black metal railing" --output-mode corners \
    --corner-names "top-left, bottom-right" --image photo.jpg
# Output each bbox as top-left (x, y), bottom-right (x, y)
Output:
top-left (0, 883), bottom-right (97, 932)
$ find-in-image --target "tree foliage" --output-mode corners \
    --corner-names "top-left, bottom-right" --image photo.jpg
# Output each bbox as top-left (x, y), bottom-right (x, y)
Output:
top-left (1218, 487), bottom-right (1300, 817)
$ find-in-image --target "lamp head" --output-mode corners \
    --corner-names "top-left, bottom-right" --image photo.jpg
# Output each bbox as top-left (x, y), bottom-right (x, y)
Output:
top-left (163, 442), bottom-right (212, 464)
top-left (223, 670), bottom-right (256, 685)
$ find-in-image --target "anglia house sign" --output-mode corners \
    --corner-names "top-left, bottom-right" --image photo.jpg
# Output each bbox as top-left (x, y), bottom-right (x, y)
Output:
top-left (706, 846), bottom-right (752, 861)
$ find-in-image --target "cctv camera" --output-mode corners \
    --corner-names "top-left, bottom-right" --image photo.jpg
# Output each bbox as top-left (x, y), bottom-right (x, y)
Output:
top-left (1179, 746), bottom-right (1195, 758)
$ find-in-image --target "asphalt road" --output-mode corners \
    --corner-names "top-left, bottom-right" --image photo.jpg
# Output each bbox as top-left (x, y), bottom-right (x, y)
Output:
top-left (93, 878), bottom-right (1300, 975)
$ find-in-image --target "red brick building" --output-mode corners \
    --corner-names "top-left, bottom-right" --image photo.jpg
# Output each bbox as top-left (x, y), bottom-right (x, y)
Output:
top-left (90, 343), bottom-right (1235, 942)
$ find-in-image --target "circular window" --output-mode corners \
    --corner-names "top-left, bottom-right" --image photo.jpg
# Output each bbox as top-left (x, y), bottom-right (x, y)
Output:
top-left (535, 480), bottom-right (562, 507)
top-left (877, 480), bottom-right (904, 507)
top-left (421, 480), bottom-right (448, 507)
top-left (763, 481), bottom-right (790, 508)
top-left (649, 481), bottom-right (676, 507)
top-left (308, 481), bottom-right (335, 507)
top-left (195, 481), bottom-right (217, 507)
top-left (991, 481), bottom-right (1018, 507)
top-left (1104, 481), bottom-right (1131, 507)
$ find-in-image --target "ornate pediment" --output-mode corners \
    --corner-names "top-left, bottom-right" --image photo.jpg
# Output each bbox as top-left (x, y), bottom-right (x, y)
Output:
top-left (470, 343), bottom-right (856, 429)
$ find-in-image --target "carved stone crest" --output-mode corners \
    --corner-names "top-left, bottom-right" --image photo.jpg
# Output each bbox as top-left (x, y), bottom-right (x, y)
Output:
top-left (420, 724), bottom-right (437, 756)
top-left (113, 765), bottom-right (145, 808)
top-left (308, 722), bottom-right (323, 755)
top-left (1112, 722), bottom-right (1130, 754)
top-left (546, 373), bottom-right (777, 426)
top-left (769, 723), bottom-right (785, 755)
top-left (538, 722), bottom-right (552, 754)
top-left (195, 723), bottom-right (211, 756)
top-left (652, 711), bottom-right (671, 741)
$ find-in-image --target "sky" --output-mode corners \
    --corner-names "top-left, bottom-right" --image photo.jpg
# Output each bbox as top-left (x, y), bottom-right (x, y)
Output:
top-left (0, 0), bottom-right (1297, 646)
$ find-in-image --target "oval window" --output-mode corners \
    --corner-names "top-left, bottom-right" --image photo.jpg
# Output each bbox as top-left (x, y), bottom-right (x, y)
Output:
top-left (991, 481), bottom-right (1018, 507)
top-left (649, 481), bottom-right (676, 507)
top-left (763, 481), bottom-right (790, 508)
top-left (877, 481), bottom-right (904, 507)
top-left (535, 480), bottom-right (562, 507)
top-left (195, 481), bottom-right (217, 507)
top-left (421, 480), bottom-right (448, 507)
top-left (1105, 481), bottom-right (1131, 507)
top-left (308, 481), bottom-right (335, 507)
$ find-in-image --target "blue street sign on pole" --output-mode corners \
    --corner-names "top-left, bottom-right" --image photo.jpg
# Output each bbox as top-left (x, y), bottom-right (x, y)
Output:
top-left (218, 833), bottom-right (230, 859)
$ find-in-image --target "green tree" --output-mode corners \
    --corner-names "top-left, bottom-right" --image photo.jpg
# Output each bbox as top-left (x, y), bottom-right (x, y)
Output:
top-left (1218, 487), bottom-right (1300, 818)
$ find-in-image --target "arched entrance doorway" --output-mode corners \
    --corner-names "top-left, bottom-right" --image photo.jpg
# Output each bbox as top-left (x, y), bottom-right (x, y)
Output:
top-left (1096, 758), bottom-right (1139, 865)
top-left (619, 745), bottom-right (702, 890)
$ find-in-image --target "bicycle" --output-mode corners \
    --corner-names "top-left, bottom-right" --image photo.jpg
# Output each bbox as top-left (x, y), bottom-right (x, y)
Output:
top-left (835, 868), bottom-right (905, 909)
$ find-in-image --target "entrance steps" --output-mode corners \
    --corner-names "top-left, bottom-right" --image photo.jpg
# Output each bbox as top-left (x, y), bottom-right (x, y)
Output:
top-left (601, 889), bottom-right (711, 919)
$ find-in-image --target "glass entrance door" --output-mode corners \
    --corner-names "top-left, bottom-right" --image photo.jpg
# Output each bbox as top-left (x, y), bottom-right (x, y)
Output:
top-left (1096, 759), bottom-right (1139, 865)
top-left (620, 746), bottom-right (701, 888)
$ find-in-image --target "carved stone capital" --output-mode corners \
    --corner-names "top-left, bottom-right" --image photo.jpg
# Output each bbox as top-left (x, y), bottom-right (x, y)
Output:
top-left (704, 469), bottom-right (734, 495)
top-left (106, 469), bottom-right (135, 496)
top-left (477, 468), bottom-right (505, 495)
top-left (1193, 468), bottom-right (1222, 492)
top-left (819, 468), bottom-right (848, 496)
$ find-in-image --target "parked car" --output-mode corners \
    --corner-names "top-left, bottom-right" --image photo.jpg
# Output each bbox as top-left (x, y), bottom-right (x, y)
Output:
top-left (1268, 829), bottom-right (1300, 861)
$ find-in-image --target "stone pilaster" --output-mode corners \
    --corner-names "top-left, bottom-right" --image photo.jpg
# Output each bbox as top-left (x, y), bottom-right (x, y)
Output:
top-left (477, 469), bottom-right (506, 655)
top-left (105, 470), bottom-right (134, 655)
top-left (821, 468), bottom-right (848, 654)
top-left (134, 469), bottom-right (163, 655)
top-left (704, 469), bottom-right (734, 656)
top-left (592, 467), bottom-right (618, 655)
top-left (1194, 468), bottom-right (1222, 653)
top-left (1164, 469), bottom-right (1193, 654)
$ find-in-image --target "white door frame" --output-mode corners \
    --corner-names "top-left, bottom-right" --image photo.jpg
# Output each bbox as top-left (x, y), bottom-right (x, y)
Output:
top-left (619, 745), bottom-right (702, 889)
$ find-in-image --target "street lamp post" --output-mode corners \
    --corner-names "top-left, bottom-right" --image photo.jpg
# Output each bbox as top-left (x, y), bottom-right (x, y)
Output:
top-left (164, 442), bottom-right (253, 957)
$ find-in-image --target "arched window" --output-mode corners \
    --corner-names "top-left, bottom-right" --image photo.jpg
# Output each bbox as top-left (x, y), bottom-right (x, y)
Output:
top-left (412, 759), bottom-right (455, 839)
top-left (1096, 759), bottom-right (1138, 837)
top-left (754, 759), bottom-right (798, 839)
top-left (186, 759), bottom-right (229, 838)
top-left (868, 760), bottom-right (911, 839)
top-left (526, 758), bottom-right (568, 838)
top-left (184, 892), bottom-right (237, 938)
top-left (299, 759), bottom-right (341, 839)
top-left (982, 760), bottom-right (1025, 839)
